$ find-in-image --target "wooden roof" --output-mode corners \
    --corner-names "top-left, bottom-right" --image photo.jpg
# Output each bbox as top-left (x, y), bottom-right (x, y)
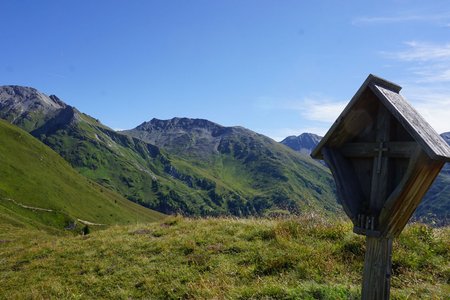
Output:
top-left (311, 74), bottom-right (450, 162)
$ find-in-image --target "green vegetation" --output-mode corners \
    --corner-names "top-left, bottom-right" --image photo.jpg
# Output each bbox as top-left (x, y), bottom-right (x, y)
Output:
top-left (18, 102), bottom-right (338, 217)
top-left (0, 216), bottom-right (447, 299)
top-left (167, 130), bottom-right (338, 217)
top-left (0, 119), bottom-right (165, 232)
top-left (35, 111), bottom-right (233, 215)
top-left (0, 86), bottom-right (340, 217)
top-left (124, 118), bottom-right (339, 216)
top-left (2, 86), bottom-right (447, 225)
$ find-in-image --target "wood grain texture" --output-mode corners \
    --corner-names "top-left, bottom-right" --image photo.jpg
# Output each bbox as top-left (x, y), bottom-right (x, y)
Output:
top-left (311, 74), bottom-right (400, 160)
top-left (379, 148), bottom-right (445, 237)
top-left (361, 237), bottom-right (393, 300)
top-left (322, 147), bottom-right (363, 221)
top-left (309, 74), bottom-right (449, 300)
top-left (312, 74), bottom-right (450, 163)
top-left (340, 142), bottom-right (416, 158)
top-left (371, 84), bottom-right (450, 162)
top-left (370, 105), bottom-right (390, 216)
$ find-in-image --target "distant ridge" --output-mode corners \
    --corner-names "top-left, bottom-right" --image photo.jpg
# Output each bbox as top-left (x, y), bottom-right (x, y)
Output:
top-left (125, 117), bottom-right (233, 157)
top-left (0, 86), bottom-right (339, 217)
top-left (1, 84), bottom-right (447, 224)
top-left (280, 133), bottom-right (322, 154)
top-left (123, 117), bottom-right (341, 216)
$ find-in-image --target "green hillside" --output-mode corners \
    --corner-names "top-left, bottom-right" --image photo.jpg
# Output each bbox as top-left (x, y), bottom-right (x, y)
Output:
top-left (124, 118), bottom-right (339, 216)
top-left (33, 109), bottom-right (238, 215)
top-left (168, 125), bottom-right (337, 216)
top-left (1, 216), bottom-right (448, 299)
top-left (0, 119), bottom-right (165, 232)
top-left (40, 113), bottom-right (338, 217)
top-left (0, 86), bottom-right (339, 217)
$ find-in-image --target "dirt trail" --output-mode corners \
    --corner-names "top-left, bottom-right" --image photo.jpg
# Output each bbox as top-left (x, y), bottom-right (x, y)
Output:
top-left (3, 198), bottom-right (53, 212)
top-left (1, 197), bottom-right (105, 226)
top-left (76, 218), bottom-right (105, 226)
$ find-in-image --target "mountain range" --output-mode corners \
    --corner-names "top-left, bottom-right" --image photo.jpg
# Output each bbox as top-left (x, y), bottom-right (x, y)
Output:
top-left (0, 85), bottom-right (338, 218)
top-left (1, 85), bottom-right (447, 225)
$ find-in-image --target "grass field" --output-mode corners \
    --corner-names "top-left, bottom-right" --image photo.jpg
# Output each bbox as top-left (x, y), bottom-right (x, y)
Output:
top-left (0, 216), bottom-right (448, 299)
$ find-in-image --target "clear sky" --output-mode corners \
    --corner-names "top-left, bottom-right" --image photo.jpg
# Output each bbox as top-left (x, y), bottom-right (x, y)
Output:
top-left (1, 1), bottom-right (450, 141)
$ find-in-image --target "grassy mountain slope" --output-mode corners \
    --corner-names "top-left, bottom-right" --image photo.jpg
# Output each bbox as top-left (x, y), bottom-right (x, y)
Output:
top-left (0, 119), bottom-right (165, 231)
top-left (0, 86), bottom-right (340, 217)
top-left (124, 118), bottom-right (339, 215)
top-left (0, 86), bottom-right (229, 215)
top-left (1, 216), bottom-right (448, 299)
top-left (33, 110), bottom-right (250, 215)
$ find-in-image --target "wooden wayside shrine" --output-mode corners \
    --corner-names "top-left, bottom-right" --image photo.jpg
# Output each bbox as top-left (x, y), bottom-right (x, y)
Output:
top-left (311, 74), bottom-right (450, 299)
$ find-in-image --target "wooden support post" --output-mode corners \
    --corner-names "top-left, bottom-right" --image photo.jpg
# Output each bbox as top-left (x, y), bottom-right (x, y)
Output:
top-left (361, 237), bottom-right (393, 300)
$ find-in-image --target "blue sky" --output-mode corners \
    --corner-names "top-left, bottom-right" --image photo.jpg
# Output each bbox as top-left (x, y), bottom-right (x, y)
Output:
top-left (1, 1), bottom-right (450, 140)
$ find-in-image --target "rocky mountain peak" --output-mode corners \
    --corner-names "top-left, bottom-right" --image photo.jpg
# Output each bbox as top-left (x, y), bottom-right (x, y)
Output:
top-left (123, 117), bottom-right (279, 162)
top-left (280, 133), bottom-right (322, 154)
top-left (136, 117), bottom-right (225, 133)
top-left (0, 85), bottom-right (78, 132)
top-left (0, 85), bottom-right (66, 113)
top-left (123, 117), bottom-right (237, 157)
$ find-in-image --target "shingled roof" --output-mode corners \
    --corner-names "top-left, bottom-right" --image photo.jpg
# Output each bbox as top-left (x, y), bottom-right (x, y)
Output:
top-left (311, 74), bottom-right (450, 162)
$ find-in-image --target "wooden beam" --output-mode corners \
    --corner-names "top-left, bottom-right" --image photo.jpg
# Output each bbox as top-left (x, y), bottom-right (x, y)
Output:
top-left (379, 147), bottom-right (445, 237)
top-left (322, 147), bottom-right (363, 221)
top-left (340, 142), bottom-right (416, 158)
top-left (369, 105), bottom-right (390, 217)
top-left (312, 74), bottom-right (403, 160)
top-left (361, 237), bottom-right (393, 300)
top-left (371, 84), bottom-right (450, 162)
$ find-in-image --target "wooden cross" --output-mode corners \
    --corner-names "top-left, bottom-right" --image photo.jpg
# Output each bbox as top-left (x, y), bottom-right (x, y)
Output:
top-left (374, 142), bottom-right (388, 174)
top-left (312, 75), bottom-right (450, 300)
top-left (335, 105), bottom-right (417, 299)
top-left (339, 106), bottom-right (417, 218)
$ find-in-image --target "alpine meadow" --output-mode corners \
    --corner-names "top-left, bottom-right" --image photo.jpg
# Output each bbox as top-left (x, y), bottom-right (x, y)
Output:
top-left (1, 1), bottom-right (450, 299)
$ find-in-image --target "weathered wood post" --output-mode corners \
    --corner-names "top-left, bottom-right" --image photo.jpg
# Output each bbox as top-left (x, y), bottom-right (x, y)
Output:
top-left (311, 74), bottom-right (450, 299)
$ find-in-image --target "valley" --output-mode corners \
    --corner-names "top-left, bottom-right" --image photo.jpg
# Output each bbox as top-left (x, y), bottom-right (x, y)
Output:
top-left (1, 85), bottom-right (448, 227)
top-left (0, 86), bottom-right (339, 218)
